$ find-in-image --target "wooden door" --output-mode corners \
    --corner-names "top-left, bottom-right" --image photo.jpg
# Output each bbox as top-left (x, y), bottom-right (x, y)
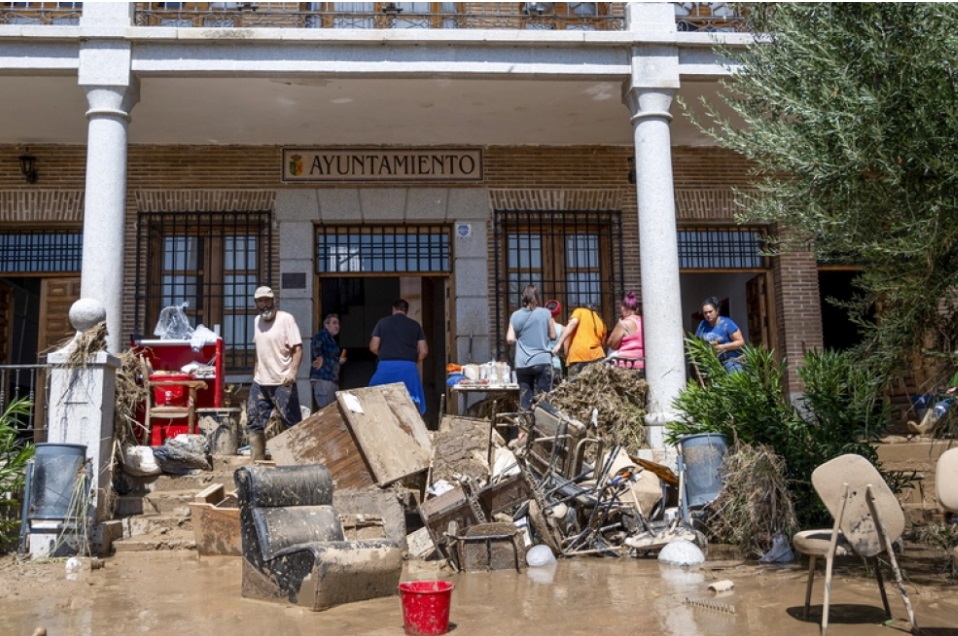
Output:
top-left (38, 277), bottom-right (82, 354)
top-left (745, 272), bottom-right (776, 349)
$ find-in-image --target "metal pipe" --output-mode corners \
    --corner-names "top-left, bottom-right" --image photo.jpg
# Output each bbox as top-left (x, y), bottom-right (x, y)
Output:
top-left (17, 459), bottom-right (34, 554)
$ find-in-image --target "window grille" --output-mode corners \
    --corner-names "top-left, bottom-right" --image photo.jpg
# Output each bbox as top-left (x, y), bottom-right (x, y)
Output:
top-left (493, 210), bottom-right (623, 360)
top-left (678, 226), bottom-right (767, 270)
top-left (135, 211), bottom-right (272, 373)
top-left (0, 231), bottom-right (81, 274)
top-left (316, 224), bottom-right (450, 274)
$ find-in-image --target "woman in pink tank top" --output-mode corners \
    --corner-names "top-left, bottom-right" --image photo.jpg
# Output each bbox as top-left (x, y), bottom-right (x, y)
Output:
top-left (607, 291), bottom-right (644, 370)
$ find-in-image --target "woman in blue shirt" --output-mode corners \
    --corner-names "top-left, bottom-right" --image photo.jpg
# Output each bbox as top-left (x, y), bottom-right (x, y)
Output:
top-left (695, 296), bottom-right (746, 373)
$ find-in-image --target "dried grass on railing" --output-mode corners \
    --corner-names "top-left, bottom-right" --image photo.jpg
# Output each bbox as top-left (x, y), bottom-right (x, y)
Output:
top-left (113, 350), bottom-right (150, 446)
top-left (703, 443), bottom-right (798, 558)
top-left (45, 322), bottom-right (108, 366)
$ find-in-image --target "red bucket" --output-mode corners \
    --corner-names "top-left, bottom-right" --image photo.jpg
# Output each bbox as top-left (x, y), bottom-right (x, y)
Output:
top-left (398, 580), bottom-right (455, 636)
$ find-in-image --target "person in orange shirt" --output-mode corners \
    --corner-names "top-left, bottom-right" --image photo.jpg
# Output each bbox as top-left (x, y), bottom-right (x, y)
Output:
top-left (552, 302), bottom-right (607, 377)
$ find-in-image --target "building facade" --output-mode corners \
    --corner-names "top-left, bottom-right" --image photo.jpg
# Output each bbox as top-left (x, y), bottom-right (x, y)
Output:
top-left (0, 2), bottom-right (837, 438)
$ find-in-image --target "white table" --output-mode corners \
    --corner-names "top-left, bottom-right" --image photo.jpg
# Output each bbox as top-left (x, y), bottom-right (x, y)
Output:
top-left (446, 383), bottom-right (520, 416)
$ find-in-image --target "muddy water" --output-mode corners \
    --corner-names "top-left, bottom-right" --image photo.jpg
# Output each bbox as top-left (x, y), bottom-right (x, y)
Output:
top-left (1, 551), bottom-right (956, 635)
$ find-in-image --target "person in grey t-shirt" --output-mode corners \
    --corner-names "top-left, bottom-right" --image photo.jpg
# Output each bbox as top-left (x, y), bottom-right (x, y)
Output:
top-left (506, 284), bottom-right (556, 413)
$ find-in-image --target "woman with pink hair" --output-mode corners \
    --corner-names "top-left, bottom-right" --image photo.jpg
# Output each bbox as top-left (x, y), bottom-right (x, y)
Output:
top-left (607, 291), bottom-right (644, 371)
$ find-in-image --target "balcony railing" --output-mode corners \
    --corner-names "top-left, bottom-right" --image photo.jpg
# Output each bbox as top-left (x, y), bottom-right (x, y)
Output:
top-left (131, 2), bottom-right (626, 30)
top-left (673, 2), bottom-right (746, 33)
top-left (0, 2), bottom-right (81, 25)
top-left (1, 2), bottom-right (746, 33)
top-left (0, 364), bottom-right (50, 443)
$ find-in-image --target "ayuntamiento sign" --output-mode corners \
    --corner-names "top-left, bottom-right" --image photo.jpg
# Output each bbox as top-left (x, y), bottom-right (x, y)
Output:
top-left (282, 148), bottom-right (483, 183)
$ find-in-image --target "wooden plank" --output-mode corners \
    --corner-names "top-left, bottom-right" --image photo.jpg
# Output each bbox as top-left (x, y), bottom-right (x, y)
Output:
top-left (381, 382), bottom-right (432, 449)
top-left (431, 415), bottom-right (491, 486)
top-left (267, 401), bottom-right (376, 490)
top-left (189, 499), bottom-right (241, 557)
top-left (336, 383), bottom-right (431, 486)
top-left (193, 483), bottom-right (225, 504)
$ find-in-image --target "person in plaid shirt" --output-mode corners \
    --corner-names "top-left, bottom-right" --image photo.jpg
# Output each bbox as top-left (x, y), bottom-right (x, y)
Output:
top-left (310, 313), bottom-right (345, 409)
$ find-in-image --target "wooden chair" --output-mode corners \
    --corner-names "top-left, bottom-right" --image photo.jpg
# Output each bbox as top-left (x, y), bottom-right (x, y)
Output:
top-left (144, 377), bottom-right (208, 441)
top-left (792, 454), bottom-right (917, 634)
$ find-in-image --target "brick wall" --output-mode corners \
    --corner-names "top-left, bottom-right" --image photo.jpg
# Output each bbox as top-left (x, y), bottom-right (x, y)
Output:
top-left (773, 245), bottom-right (824, 393)
top-left (0, 142), bottom-right (821, 395)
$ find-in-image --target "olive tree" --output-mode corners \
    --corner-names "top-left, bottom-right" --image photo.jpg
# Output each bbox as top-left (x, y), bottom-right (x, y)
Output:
top-left (691, 3), bottom-right (958, 382)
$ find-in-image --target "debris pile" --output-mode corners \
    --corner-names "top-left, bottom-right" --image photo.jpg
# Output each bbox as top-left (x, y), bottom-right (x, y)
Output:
top-left (417, 396), bottom-right (704, 570)
top-left (545, 363), bottom-right (649, 449)
top-left (113, 371), bottom-right (719, 573)
top-left (701, 443), bottom-right (797, 558)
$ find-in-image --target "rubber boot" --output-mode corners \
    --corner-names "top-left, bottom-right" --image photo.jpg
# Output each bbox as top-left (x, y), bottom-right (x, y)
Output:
top-left (250, 430), bottom-right (267, 462)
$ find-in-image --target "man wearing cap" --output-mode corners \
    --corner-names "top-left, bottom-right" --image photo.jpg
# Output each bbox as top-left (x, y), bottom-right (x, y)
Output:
top-left (248, 286), bottom-right (303, 461)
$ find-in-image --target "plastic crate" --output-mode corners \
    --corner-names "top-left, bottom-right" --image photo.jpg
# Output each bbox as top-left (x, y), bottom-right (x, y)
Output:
top-left (150, 422), bottom-right (188, 446)
top-left (150, 372), bottom-right (193, 407)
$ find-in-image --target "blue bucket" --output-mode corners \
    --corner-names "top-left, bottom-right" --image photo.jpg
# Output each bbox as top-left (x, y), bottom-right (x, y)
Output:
top-left (679, 434), bottom-right (728, 508)
top-left (27, 443), bottom-right (87, 520)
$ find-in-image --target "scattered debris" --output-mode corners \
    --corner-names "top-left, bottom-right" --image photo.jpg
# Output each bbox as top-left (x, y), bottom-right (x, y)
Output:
top-left (268, 383), bottom-right (431, 489)
top-left (703, 443), bottom-right (797, 558)
top-left (429, 416), bottom-right (492, 487)
top-left (658, 539), bottom-right (705, 566)
top-left (683, 597), bottom-right (736, 614)
top-left (189, 483), bottom-right (241, 557)
top-left (151, 434), bottom-right (210, 475)
top-left (708, 579), bottom-right (735, 593)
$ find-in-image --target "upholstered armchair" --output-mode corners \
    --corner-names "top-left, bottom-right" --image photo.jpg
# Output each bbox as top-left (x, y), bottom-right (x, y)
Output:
top-left (234, 464), bottom-right (402, 611)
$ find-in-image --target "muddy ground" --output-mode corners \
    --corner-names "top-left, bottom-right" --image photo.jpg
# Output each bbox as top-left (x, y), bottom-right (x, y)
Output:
top-left (1, 546), bottom-right (956, 635)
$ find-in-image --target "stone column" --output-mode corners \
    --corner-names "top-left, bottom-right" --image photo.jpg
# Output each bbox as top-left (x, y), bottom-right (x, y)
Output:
top-left (43, 299), bottom-right (120, 555)
top-left (78, 18), bottom-right (138, 353)
top-left (623, 37), bottom-right (685, 449)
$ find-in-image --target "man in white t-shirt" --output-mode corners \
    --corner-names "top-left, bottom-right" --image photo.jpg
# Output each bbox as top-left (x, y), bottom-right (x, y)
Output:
top-left (247, 286), bottom-right (303, 461)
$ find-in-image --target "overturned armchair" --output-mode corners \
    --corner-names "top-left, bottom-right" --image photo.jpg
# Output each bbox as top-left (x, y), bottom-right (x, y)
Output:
top-left (234, 464), bottom-right (403, 611)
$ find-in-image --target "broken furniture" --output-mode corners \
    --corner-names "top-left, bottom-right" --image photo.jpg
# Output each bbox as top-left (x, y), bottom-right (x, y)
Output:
top-left (143, 376), bottom-right (208, 443)
top-left (454, 522), bottom-right (524, 572)
top-left (189, 483), bottom-right (241, 557)
top-left (419, 474), bottom-right (531, 571)
top-left (791, 454), bottom-right (917, 635)
top-left (133, 336), bottom-right (225, 445)
top-left (523, 403), bottom-right (600, 481)
top-left (234, 464), bottom-right (402, 611)
top-left (446, 382), bottom-right (520, 416)
top-left (267, 383), bottom-right (431, 490)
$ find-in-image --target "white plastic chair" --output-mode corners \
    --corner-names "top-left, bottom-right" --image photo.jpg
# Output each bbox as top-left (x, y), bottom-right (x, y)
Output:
top-left (791, 454), bottom-right (917, 634)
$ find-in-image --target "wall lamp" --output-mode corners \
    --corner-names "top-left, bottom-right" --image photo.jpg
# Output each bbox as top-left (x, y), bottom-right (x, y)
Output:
top-left (627, 157), bottom-right (636, 184)
top-left (18, 152), bottom-right (38, 184)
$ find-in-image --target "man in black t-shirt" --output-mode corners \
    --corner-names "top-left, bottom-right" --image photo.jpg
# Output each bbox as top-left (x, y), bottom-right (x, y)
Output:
top-left (368, 299), bottom-right (428, 413)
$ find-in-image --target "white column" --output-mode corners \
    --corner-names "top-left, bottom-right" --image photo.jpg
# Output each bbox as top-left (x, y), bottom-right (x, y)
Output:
top-left (44, 300), bottom-right (118, 525)
top-left (623, 41), bottom-right (685, 449)
top-left (78, 39), bottom-right (138, 353)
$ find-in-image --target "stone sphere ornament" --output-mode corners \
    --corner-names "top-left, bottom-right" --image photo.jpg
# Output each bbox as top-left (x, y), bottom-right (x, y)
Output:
top-left (69, 298), bottom-right (107, 332)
